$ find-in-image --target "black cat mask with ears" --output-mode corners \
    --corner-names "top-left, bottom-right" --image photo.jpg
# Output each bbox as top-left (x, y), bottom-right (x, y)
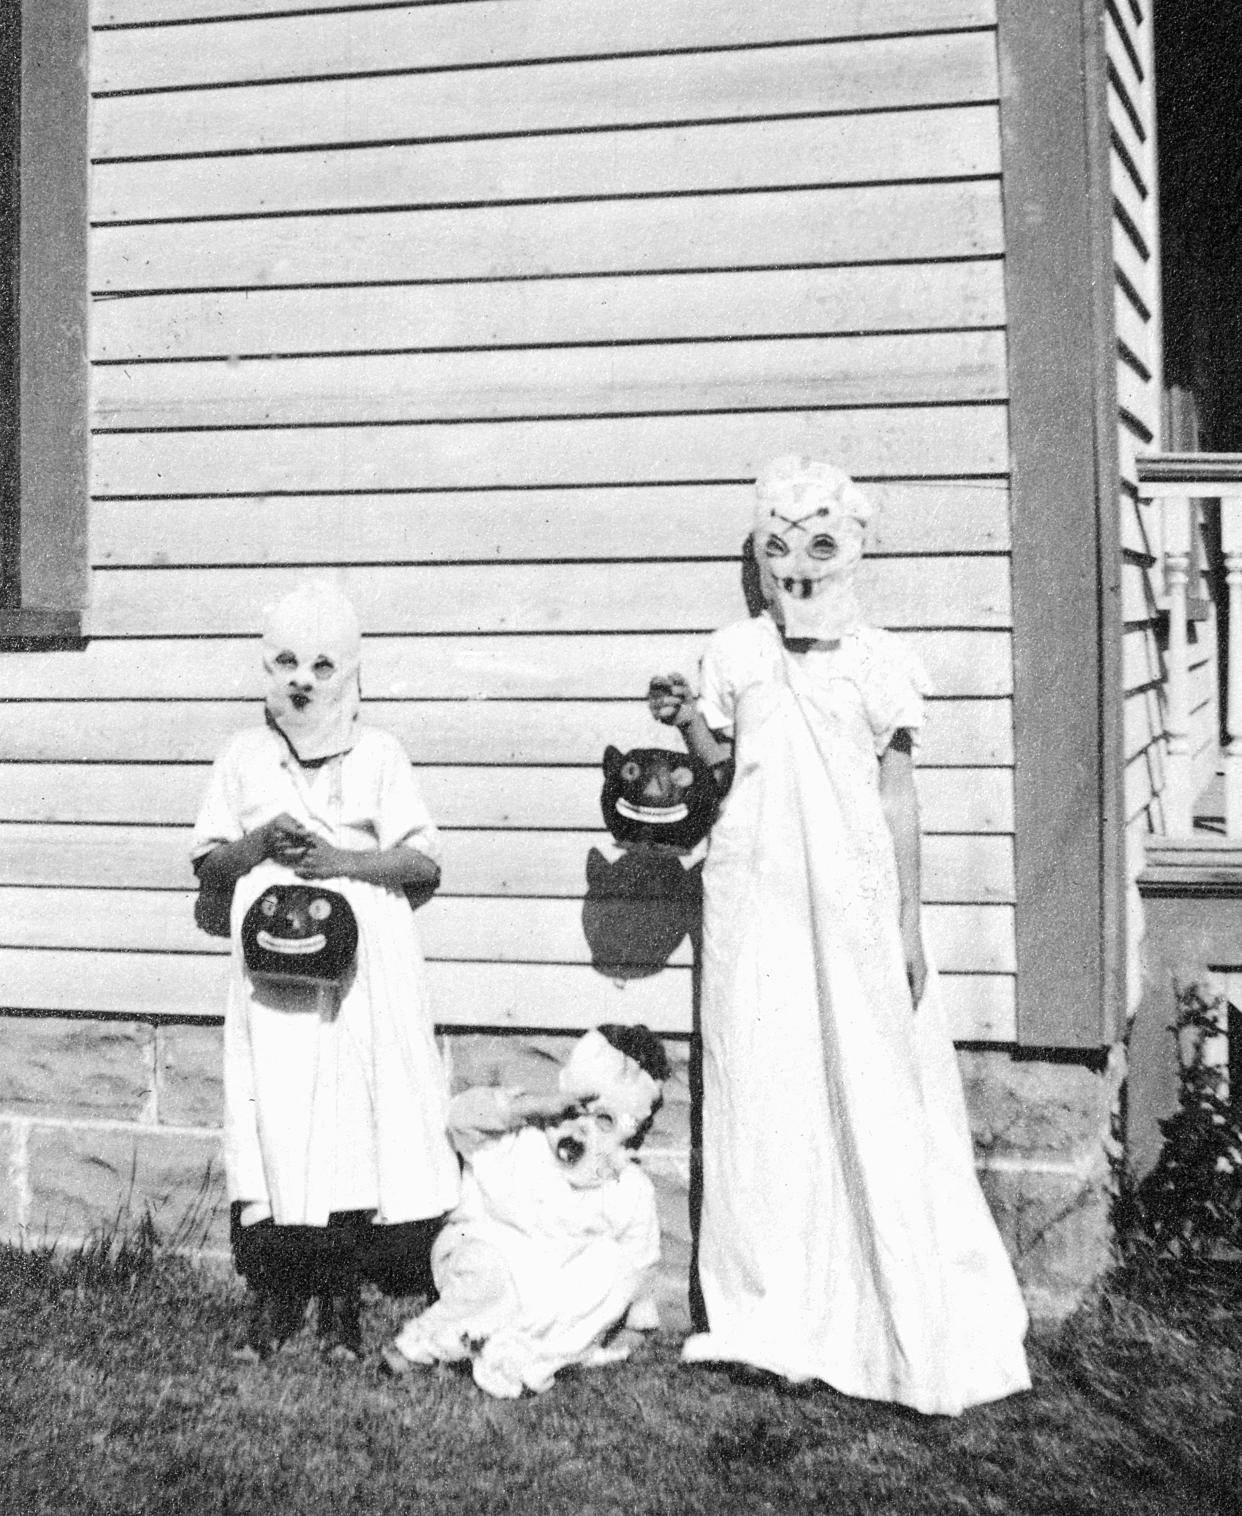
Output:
top-left (600, 746), bottom-right (719, 853)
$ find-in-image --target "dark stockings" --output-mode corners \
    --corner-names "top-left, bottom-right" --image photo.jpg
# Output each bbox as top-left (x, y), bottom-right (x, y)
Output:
top-left (231, 1207), bottom-right (441, 1361)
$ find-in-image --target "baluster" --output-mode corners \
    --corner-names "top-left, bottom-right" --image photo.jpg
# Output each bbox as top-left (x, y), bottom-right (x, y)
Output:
top-left (1221, 494), bottom-right (1242, 837)
top-left (1162, 494), bottom-right (1193, 834)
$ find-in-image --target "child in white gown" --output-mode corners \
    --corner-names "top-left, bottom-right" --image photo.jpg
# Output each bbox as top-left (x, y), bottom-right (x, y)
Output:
top-left (649, 457), bottom-right (1031, 1415)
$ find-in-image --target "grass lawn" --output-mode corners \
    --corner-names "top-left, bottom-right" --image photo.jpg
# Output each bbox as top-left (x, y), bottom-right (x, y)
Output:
top-left (1, 1240), bottom-right (1239, 1516)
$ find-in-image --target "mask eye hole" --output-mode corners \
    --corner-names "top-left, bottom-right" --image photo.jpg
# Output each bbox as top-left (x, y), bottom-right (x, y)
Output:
top-left (273, 650), bottom-right (297, 670)
top-left (670, 765), bottom-right (693, 788)
top-left (592, 1109), bottom-right (616, 1133)
top-left (311, 656), bottom-right (336, 681)
top-left (764, 533), bottom-right (789, 559)
top-left (808, 534), bottom-right (838, 560)
top-left (308, 898), bottom-right (331, 921)
top-left (620, 760), bottom-right (641, 783)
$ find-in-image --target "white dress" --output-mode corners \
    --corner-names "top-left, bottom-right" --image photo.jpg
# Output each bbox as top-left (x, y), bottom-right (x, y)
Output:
top-left (683, 615), bottom-right (1030, 1415)
top-left (192, 725), bottom-right (461, 1228)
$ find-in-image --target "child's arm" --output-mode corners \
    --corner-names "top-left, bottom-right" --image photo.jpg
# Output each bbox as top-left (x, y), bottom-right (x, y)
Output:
top-left (447, 1087), bottom-right (582, 1156)
top-left (291, 836), bottom-right (441, 892)
top-left (879, 728), bottom-right (927, 1008)
top-left (647, 673), bottom-right (734, 790)
top-left (193, 812), bottom-right (311, 891)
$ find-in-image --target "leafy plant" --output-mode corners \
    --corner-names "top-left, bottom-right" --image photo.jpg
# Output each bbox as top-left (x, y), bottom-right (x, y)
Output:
top-left (1122, 980), bottom-right (1242, 1261)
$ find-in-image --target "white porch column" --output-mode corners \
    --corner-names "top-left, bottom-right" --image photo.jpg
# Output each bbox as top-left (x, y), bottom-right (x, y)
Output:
top-left (1161, 494), bottom-right (1193, 835)
top-left (1221, 495), bottom-right (1242, 837)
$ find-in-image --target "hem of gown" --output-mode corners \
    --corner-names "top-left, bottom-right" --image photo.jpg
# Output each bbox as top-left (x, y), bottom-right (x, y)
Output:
top-left (680, 1331), bottom-right (1031, 1418)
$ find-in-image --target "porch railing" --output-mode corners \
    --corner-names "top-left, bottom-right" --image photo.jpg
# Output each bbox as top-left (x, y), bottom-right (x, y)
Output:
top-left (1137, 452), bottom-right (1242, 841)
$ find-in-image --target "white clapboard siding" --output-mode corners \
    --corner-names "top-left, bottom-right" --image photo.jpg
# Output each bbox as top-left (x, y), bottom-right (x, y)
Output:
top-left (80, 561), bottom-right (1011, 638)
top-left (92, 265), bottom-right (1007, 364)
top-left (0, 764), bottom-right (1016, 834)
top-left (1107, 0), bottom-right (1167, 1011)
top-left (47, 0), bottom-right (1019, 1039)
top-left (91, 0), bottom-right (995, 37)
top-left (92, 333), bottom-right (1008, 431)
top-left (95, 109), bottom-right (1000, 227)
top-left (0, 629), bottom-right (1014, 700)
top-left (91, 185), bottom-right (1005, 295)
top-left (91, 485), bottom-right (1013, 567)
top-left (0, 949), bottom-right (1016, 1042)
top-left (0, 698), bottom-right (1014, 767)
top-left (0, 827), bottom-right (1014, 904)
top-left (91, 1), bottom-right (997, 91)
top-left (90, 411), bottom-right (1010, 497)
top-left (93, 40), bottom-right (997, 161)
top-left (0, 888), bottom-right (1017, 974)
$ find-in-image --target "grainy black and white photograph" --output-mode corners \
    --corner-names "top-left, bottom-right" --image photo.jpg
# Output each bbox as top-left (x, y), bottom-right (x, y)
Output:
top-left (2, 1), bottom-right (1241, 1512)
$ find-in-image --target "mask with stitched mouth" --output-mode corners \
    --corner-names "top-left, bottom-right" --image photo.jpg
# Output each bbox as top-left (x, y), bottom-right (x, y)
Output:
top-left (262, 582), bottom-right (362, 762)
top-left (751, 455), bottom-right (872, 642)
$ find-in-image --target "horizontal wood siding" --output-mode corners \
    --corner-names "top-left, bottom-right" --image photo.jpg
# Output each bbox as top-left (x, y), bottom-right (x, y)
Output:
top-left (1107, 0), bottom-right (1177, 1014)
top-left (1, 0), bottom-right (1015, 1040)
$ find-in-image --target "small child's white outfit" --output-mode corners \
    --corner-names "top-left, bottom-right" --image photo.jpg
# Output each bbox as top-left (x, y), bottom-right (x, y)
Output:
top-left (392, 1088), bottom-right (660, 1397)
top-left (194, 723), bottom-right (460, 1228)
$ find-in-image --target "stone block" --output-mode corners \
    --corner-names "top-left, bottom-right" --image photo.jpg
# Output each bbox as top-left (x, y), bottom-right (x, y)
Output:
top-left (639, 1153), bottom-right (693, 1332)
top-left (26, 1123), bottom-right (228, 1254)
top-left (0, 1017), bottom-right (153, 1121)
top-left (979, 1157), bottom-right (1114, 1320)
top-left (443, 1031), bottom-right (570, 1096)
top-left (958, 1048), bottom-right (1116, 1163)
top-left (158, 1023), bottom-right (224, 1128)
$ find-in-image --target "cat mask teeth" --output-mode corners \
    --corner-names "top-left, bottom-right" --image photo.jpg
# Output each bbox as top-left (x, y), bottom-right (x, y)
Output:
top-left (615, 798), bottom-right (690, 824)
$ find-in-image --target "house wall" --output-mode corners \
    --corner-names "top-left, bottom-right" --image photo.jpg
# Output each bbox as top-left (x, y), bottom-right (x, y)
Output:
top-left (0, 0), bottom-right (1123, 1316)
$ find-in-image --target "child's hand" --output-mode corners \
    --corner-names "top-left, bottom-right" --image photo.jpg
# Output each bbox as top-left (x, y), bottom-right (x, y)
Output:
top-left (260, 813), bottom-right (313, 865)
top-left (902, 917), bottom-right (928, 1010)
top-left (510, 1091), bottom-right (588, 1127)
top-left (647, 673), bottom-right (695, 728)
top-left (292, 836), bottom-right (351, 880)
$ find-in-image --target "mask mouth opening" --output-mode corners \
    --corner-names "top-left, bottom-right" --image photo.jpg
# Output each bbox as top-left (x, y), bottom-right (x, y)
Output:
top-left (615, 798), bottom-right (689, 824)
top-left (781, 576), bottom-right (827, 600)
top-left (289, 691), bottom-right (312, 710)
top-left (555, 1134), bottom-right (586, 1167)
top-left (255, 930), bottom-right (328, 955)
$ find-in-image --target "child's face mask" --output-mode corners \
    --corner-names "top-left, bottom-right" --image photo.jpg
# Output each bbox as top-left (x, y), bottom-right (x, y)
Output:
top-left (545, 1100), bottom-right (635, 1189)
top-left (552, 1029), bottom-right (661, 1187)
top-left (262, 584), bottom-right (362, 762)
top-left (751, 456), bottom-right (871, 642)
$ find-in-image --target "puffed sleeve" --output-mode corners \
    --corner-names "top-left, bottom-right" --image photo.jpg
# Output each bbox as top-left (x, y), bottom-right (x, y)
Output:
top-left (373, 733), bottom-right (442, 863)
top-left (860, 632), bottom-right (934, 756)
top-left (190, 737), bottom-right (245, 864)
top-left (696, 630), bottom-right (738, 736)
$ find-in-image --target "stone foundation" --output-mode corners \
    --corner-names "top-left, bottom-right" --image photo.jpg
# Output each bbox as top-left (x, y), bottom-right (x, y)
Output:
top-left (0, 1015), bottom-right (1122, 1323)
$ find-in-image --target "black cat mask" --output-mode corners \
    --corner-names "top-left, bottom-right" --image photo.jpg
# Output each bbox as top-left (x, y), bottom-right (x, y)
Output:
top-left (600, 745), bottom-right (719, 853)
top-left (241, 883), bottom-right (358, 988)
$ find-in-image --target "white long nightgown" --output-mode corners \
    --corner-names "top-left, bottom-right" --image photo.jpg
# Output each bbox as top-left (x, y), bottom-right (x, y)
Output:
top-left (192, 724), bottom-right (460, 1228)
top-left (683, 614), bottom-right (1030, 1415)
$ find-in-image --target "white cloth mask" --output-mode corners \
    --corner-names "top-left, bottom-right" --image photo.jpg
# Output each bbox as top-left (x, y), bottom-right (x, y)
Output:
top-left (262, 583), bottom-right (362, 762)
top-left (751, 455), bottom-right (873, 641)
top-left (557, 1029), bottom-right (661, 1134)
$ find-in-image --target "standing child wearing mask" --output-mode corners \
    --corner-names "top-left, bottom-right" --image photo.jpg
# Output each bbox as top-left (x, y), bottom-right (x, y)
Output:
top-left (648, 456), bottom-right (1030, 1416)
top-left (192, 582), bottom-right (459, 1361)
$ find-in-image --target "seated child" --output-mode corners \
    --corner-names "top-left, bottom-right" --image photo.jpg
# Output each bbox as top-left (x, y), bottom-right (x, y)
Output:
top-left (383, 1023), bottom-right (669, 1398)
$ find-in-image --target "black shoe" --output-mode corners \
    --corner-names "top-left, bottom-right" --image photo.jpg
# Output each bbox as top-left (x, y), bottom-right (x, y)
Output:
top-left (317, 1289), bottom-right (363, 1362)
top-left (234, 1288), bottom-right (308, 1362)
